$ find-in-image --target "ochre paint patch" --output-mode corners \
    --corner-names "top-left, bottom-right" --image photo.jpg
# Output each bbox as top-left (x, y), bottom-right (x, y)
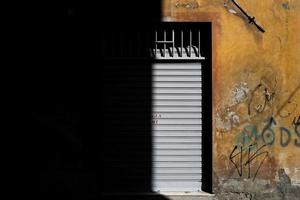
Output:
top-left (163, 0), bottom-right (300, 189)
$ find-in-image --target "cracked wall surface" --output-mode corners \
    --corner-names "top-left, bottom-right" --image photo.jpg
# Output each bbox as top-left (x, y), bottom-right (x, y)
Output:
top-left (162, 0), bottom-right (300, 197)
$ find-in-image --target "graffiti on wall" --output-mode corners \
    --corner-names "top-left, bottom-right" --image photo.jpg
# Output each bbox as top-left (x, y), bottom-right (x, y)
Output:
top-left (235, 116), bottom-right (300, 148)
top-left (229, 142), bottom-right (269, 181)
top-left (247, 80), bottom-right (277, 116)
top-left (215, 72), bottom-right (282, 133)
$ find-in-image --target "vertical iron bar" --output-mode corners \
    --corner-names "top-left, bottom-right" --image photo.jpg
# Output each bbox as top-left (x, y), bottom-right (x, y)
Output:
top-left (164, 30), bottom-right (166, 57)
top-left (189, 30), bottom-right (192, 57)
top-left (198, 30), bottom-right (200, 57)
top-left (155, 31), bottom-right (157, 57)
top-left (172, 29), bottom-right (174, 57)
top-left (181, 30), bottom-right (183, 57)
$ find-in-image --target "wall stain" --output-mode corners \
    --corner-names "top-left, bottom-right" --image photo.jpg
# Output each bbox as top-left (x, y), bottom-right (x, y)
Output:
top-left (282, 2), bottom-right (290, 10)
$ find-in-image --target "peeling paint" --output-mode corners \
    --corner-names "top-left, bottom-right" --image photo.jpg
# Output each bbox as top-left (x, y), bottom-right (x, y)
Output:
top-left (230, 82), bottom-right (250, 106)
top-left (215, 109), bottom-right (240, 132)
top-left (213, 169), bottom-right (300, 200)
top-left (175, 0), bottom-right (199, 9)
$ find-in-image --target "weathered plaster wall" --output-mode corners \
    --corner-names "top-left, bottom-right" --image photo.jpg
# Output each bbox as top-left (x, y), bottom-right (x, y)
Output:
top-left (162, 0), bottom-right (300, 196)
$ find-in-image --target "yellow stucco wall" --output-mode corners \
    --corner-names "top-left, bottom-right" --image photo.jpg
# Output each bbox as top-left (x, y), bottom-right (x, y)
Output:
top-left (163, 0), bottom-right (300, 188)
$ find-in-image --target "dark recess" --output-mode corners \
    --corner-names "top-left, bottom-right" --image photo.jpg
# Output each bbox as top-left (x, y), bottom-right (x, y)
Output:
top-left (36, 1), bottom-right (211, 199)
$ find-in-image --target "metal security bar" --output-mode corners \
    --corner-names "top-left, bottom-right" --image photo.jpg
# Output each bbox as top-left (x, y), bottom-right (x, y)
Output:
top-left (153, 30), bottom-right (205, 60)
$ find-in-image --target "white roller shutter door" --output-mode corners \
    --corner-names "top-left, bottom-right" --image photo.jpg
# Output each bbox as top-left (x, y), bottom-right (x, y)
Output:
top-left (152, 62), bottom-right (202, 192)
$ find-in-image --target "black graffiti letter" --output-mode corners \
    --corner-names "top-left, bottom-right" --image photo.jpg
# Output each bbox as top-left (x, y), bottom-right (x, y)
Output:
top-left (295, 123), bottom-right (300, 147)
top-left (292, 116), bottom-right (300, 126)
top-left (280, 127), bottom-right (291, 147)
top-left (262, 127), bottom-right (275, 145)
top-left (229, 145), bottom-right (243, 177)
top-left (262, 117), bottom-right (276, 145)
top-left (244, 144), bottom-right (268, 181)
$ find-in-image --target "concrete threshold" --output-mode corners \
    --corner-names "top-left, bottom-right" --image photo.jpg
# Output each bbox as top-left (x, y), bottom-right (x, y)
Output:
top-left (159, 192), bottom-right (215, 200)
top-left (102, 192), bottom-right (215, 200)
top-left (158, 192), bottom-right (214, 196)
top-left (102, 192), bottom-right (214, 196)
